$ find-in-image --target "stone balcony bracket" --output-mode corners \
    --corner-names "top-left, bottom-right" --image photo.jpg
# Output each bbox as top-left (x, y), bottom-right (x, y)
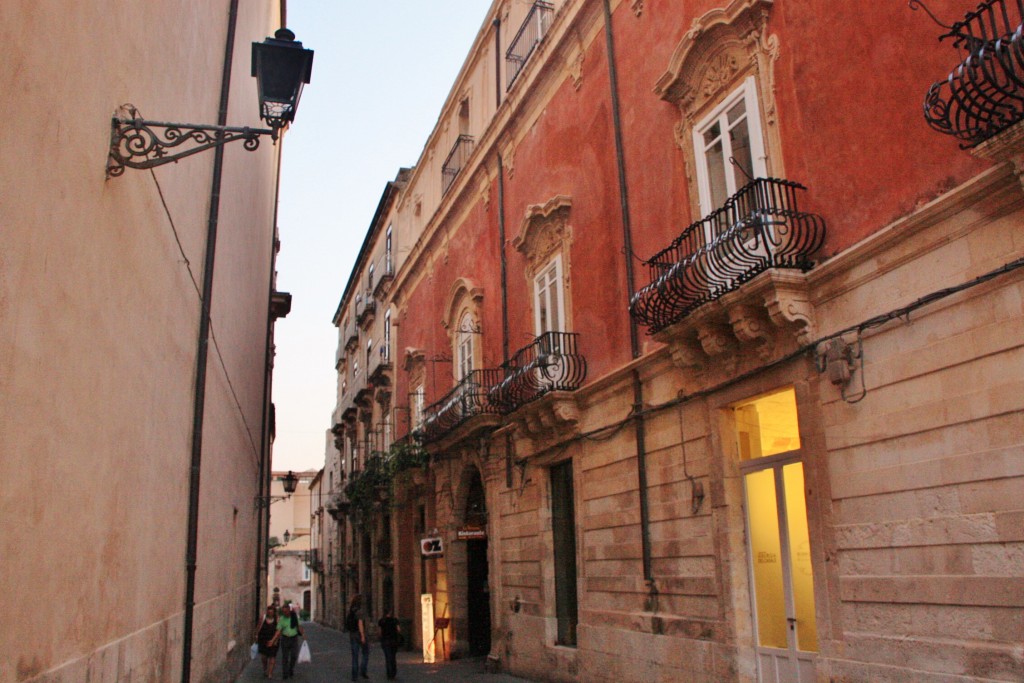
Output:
top-left (970, 119), bottom-right (1024, 191)
top-left (502, 390), bottom-right (582, 457)
top-left (655, 269), bottom-right (815, 375)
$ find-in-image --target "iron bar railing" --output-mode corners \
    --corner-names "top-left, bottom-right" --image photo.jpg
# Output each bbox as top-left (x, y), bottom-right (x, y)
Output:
top-left (356, 291), bottom-right (376, 325)
top-left (506, 1), bottom-right (555, 90)
top-left (629, 178), bottom-right (825, 334)
top-left (417, 368), bottom-right (504, 444)
top-left (442, 134), bottom-right (475, 195)
top-left (488, 331), bottom-right (586, 412)
top-left (921, 0), bottom-right (1024, 146)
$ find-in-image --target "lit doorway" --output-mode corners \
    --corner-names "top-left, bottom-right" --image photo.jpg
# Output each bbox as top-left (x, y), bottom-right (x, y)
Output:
top-left (734, 387), bottom-right (818, 682)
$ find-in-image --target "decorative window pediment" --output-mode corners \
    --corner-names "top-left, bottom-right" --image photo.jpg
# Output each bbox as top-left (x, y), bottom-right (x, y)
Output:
top-left (512, 195), bottom-right (573, 283)
top-left (655, 0), bottom-right (782, 217)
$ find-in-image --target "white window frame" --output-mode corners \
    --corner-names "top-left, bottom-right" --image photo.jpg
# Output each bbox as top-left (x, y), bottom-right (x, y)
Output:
top-left (457, 311), bottom-right (475, 381)
top-left (383, 310), bottom-right (391, 363)
top-left (692, 76), bottom-right (768, 219)
top-left (533, 254), bottom-right (566, 336)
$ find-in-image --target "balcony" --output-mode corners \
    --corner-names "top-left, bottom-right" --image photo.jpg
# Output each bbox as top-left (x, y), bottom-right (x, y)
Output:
top-left (489, 332), bottom-right (586, 414)
top-left (418, 368), bottom-right (505, 444)
top-left (368, 343), bottom-right (393, 386)
top-left (356, 292), bottom-right (376, 327)
top-left (344, 320), bottom-right (359, 352)
top-left (506, 1), bottom-right (555, 90)
top-left (629, 178), bottom-right (825, 334)
top-left (372, 254), bottom-right (394, 298)
top-left (442, 134), bottom-right (474, 196)
top-left (922, 0), bottom-right (1024, 148)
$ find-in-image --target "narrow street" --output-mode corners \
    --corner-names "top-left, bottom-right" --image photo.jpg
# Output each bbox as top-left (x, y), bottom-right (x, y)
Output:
top-left (237, 622), bottom-right (537, 683)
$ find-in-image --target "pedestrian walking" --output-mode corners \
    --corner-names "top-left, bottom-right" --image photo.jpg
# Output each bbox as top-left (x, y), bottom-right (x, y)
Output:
top-left (345, 595), bottom-right (369, 681)
top-left (275, 602), bottom-right (304, 679)
top-left (377, 609), bottom-right (401, 680)
top-left (254, 605), bottom-right (279, 679)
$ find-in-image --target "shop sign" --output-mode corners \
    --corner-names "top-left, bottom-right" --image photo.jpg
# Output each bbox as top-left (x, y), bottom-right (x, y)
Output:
top-left (420, 536), bottom-right (444, 558)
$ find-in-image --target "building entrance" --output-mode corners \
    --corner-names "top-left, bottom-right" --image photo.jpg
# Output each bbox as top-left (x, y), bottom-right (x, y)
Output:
top-left (464, 469), bottom-right (491, 655)
top-left (734, 387), bottom-right (818, 683)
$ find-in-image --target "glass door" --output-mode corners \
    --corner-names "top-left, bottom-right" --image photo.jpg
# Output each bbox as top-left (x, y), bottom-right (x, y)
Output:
top-left (734, 387), bottom-right (818, 683)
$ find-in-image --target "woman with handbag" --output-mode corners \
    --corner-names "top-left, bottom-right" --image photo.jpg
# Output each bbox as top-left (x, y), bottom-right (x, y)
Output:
top-left (254, 605), bottom-right (279, 679)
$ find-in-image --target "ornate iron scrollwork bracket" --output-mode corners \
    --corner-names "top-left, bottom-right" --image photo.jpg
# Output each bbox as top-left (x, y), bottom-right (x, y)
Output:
top-left (107, 105), bottom-right (276, 177)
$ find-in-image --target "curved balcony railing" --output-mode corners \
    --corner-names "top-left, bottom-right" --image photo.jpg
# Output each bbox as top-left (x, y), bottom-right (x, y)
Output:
top-left (418, 368), bottom-right (504, 444)
top-left (489, 332), bottom-right (586, 412)
top-left (629, 178), bottom-right (825, 334)
top-left (922, 0), bottom-right (1024, 147)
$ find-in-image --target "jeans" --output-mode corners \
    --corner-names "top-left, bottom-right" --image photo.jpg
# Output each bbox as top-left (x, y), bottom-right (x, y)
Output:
top-left (279, 635), bottom-right (299, 678)
top-left (349, 634), bottom-right (369, 680)
top-left (381, 638), bottom-right (398, 680)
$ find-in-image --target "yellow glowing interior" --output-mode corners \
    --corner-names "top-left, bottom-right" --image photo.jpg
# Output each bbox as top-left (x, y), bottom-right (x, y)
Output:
top-left (745, 468), bottom-right (787, 648)
top-left (734, 387), bottom-right (801, 460)
top-left (737, 387), bottom-right (818, 653)
top-left (784, 463), bottom-right (818, 652)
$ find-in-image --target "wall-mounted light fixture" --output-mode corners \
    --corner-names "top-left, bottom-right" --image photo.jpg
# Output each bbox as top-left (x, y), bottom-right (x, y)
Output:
top-left (107, 28), bottom-right (313, 177)
top-left (256, 470), bottom-right (300, 508)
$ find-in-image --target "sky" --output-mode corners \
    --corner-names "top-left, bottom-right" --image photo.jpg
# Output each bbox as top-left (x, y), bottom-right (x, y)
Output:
top-left (271, 1), bottom-right (494, 472)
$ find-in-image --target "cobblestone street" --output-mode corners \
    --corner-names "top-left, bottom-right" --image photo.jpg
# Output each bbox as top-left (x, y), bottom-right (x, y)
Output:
top-left (238, 622), bottom-right (537, 683)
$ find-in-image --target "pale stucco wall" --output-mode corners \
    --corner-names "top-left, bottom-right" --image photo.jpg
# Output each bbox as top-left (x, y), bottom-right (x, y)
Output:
top-left (0, 1), bottom-right (285, 681)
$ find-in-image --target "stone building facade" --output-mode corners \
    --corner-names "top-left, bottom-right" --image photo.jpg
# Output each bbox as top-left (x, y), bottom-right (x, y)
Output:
top-left (322, 1), bottom-right (1023, 681)
top-left (2, 1), bottom-right (298, 681)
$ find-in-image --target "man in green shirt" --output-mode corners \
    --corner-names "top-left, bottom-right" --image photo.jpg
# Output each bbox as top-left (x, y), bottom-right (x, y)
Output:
top-left (275, 602), bottom-right (304, 679)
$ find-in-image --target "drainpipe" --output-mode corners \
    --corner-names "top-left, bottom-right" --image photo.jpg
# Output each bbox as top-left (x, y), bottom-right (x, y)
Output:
top-left (493, 17), bottom-right (503, 107)
top-left (181, 0), bottom-right (240, 680)
top-left (254, 139), bottom-right (285, 626)
top-left (497, 154), bottom-right (513, 488)
top-left (601, 0), bottom-right (655, 592)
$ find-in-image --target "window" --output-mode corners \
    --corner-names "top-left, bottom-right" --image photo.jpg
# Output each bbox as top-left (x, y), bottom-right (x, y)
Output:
top-left (368, 263), bottom-right (375, 291)
top-left (383, 311), bottom-right (391, 363)
top-left (534, 255), bottom-right (565, 335)
top-left (693, 77), bottom-right (767, 221)
top-left (352, 358), bottom-right (359, 380)
top-left (367, 339), bottom-right (374, 369)
top-left (385, 225), bottom-right (393, 270)
top-left (303, 563), bottom-right (311, 582)
top-left (457, 311), bottom-right (475, 380)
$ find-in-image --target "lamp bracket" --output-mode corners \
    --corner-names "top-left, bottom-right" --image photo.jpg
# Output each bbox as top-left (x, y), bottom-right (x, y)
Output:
top-left (255, 494), bottom-right (292, 509)
top-left (107, 108), bottom-right (276, 177)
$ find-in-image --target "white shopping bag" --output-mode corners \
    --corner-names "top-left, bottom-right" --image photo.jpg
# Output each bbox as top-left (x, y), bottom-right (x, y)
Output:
top-left (250, 643), bottom-right (258, 660)
top-left (297, 640), bottom-right (312, 664)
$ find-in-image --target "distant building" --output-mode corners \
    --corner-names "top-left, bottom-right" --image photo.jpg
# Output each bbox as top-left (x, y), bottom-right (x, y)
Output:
top-left (324, 0), bottom-right (1023, 681)
top-left (266, 470), bottom-right (317, 616)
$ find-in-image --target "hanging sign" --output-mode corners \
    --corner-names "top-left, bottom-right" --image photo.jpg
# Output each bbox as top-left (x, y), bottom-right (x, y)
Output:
top-left (420, 536), bottom-right (444, 558)
top-left (455, 526), bottom-right (487, 540)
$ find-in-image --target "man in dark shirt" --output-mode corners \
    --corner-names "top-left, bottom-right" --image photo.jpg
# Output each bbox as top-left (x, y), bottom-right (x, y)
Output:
top-left (377, 609), bottom-right (401, 680)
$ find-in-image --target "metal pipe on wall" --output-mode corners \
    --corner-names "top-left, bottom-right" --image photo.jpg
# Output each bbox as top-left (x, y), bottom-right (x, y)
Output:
top-left (181, 0), bottom-right (240, 680)
top-left (601, 0), bottom-right (655, 589)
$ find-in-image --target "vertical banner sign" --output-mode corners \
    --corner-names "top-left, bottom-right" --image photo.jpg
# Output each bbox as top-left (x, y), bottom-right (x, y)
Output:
top-left (421, 593), bottom-right (435, 663)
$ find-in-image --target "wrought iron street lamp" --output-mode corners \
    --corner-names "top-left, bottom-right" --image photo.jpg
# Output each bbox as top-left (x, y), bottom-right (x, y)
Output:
top-left (107, 28), bottom-right (313, 177)
top-left (256, 470), bottom-right (300, 508)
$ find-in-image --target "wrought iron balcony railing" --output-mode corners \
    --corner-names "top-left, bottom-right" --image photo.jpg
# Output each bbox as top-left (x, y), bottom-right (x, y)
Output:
top-left (372, 253), bottom-right (394, 298)
top-left (368, 342), bottom-right (392, 385)
top-left (921, 0), bottom-right (1024, 147)
top-left (356, 291), bottom-right (376, 326)
top-left (442, 135), bottom-right (474, 195)
top-left (418, 368), bottom-right (504, 444)
top-left (506, 1), bottom-right (555, 90)
top-left (629, 178), bottom-right (825, 334)
top-left (489, 331), bottom-right (586, 412)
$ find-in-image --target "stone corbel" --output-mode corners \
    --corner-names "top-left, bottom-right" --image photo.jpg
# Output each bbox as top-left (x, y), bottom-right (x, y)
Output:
top-left (721, 296), bottom-right (774, 358)
top-left (508, 392), bottom-right (581, 453)
top-left (758, 271), bottom-right (815, 346)
top-left (969, 119), bottom-right (1024, 191)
